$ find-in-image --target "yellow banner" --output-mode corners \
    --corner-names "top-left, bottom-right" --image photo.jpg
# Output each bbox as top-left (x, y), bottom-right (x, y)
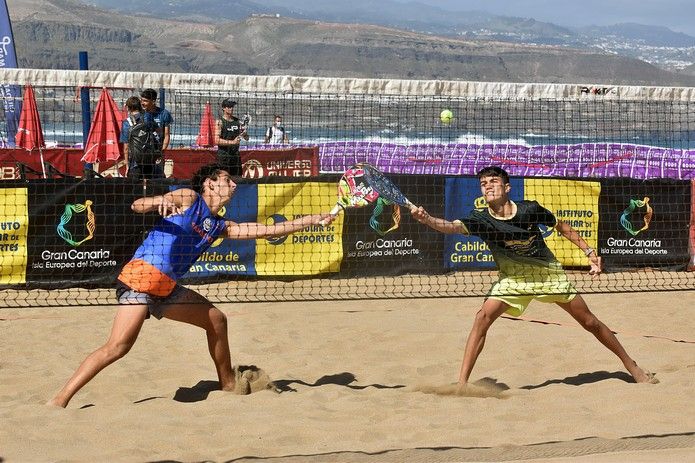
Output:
top-left (0, 188), bottom-right (28, 284)
top-left (525, 179), bottom-right (600, 267)
top-left (256, 182), bottom-right (342, 275)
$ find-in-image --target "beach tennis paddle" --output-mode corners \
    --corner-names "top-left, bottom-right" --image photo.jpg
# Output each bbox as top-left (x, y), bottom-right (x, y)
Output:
top-left (319, 163), bottom-right (416, 228)
top-left (319, 164), bottom-right (380, 226)
top-left (360, 163), bottom-right (416, 212)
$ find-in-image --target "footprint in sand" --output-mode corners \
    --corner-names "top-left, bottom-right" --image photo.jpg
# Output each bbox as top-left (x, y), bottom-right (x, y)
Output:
top-left (411, 377), bottom-right (509, 399)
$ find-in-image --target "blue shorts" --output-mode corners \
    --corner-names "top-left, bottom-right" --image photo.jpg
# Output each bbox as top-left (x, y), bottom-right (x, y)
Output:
top-left (115, 281), bottom-right (188, 320)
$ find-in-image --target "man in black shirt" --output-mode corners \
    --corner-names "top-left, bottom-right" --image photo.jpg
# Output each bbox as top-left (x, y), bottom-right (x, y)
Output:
top-left (214, 98), bottom-right (249, 176)
top-left (411, 166), bottom-right (657, 386)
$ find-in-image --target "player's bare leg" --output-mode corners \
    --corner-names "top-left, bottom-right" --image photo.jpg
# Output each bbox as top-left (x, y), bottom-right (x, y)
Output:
top-left (557, 295), bottom-right (658, 384)
top-left (47, 305), bottom-right (149, 407)
top-left (458, 298), bottom-right (510, 385)
top-left (162, 288), bottom-right (236, 391)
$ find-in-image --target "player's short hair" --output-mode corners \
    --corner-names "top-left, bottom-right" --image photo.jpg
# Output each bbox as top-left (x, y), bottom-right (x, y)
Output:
top-left (125, 96), bottom-right (142, 112)
top-left (477, 166), bottom-right (510, 184)
top-left (139, 88), bottom-right (158, 101)
top-left (221, 98), bottom-right (237, 108)
top-left (191, 163), bottom-right (228, 193)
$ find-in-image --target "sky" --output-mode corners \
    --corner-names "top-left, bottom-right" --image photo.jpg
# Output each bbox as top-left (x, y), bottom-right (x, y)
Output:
top-left (394, 0), bottom-right (695, 36)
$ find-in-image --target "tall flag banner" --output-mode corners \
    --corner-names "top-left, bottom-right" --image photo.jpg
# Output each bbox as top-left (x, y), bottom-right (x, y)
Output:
top-left (0, 0), bottom-right (21, 147)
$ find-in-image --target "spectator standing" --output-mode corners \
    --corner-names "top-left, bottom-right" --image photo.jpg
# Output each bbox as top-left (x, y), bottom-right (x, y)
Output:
top-left (139, 88), bottom-right (173, 178)
top-left (119, 93), bottom-right (163, 180)
top-left (139, 88), bottom-right (173, 150)
top-left (264, 114), bottom-right (289, 144)
top-left (214, 98), bottom-right (249, 176)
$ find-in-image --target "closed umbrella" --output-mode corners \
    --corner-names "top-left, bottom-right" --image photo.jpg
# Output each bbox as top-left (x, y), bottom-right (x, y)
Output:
top-left (81, 87), bottom-right (123, 164)
top-left (15, 85), bottom-right (46, 178)
top-left (196, 102), bottom-right (215, 147)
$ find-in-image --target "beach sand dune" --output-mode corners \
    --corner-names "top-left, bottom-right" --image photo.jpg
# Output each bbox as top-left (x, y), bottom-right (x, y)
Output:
top-left (1, 291), bottom-right (693, 462)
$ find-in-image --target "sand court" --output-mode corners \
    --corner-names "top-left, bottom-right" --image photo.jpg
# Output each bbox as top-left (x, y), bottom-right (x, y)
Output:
top-left (1, 290), bottom-right (694, 462)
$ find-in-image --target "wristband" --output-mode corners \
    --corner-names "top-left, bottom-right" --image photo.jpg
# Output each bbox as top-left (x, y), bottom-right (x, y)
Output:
top-left (584, 247), bottom-right (595, 256)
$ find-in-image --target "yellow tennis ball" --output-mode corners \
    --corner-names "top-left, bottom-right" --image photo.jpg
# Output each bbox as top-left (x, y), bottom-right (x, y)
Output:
top-left (440, 109), bottom-right (453, 124)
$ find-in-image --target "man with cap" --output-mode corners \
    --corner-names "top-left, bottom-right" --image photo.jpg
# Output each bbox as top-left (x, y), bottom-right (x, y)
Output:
top-left (214, 98), bottom-right (249, 176)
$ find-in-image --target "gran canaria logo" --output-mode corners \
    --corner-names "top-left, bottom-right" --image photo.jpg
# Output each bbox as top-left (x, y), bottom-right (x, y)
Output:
top-left (620, 197), bottom-right (653, 236)
top-left (57, 200), bottom-right (95, 246)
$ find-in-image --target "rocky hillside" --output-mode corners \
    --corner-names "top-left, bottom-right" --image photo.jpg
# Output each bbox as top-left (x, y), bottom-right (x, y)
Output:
top-left (8, 0), bottom-right (695, 86)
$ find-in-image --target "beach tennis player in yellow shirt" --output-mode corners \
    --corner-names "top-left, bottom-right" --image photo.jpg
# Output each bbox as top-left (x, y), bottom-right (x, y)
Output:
top-left (411, 166), bottom-right (658, 386)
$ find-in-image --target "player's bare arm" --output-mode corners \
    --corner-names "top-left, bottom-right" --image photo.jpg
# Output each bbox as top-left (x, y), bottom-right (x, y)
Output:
top-left (411, 206), bottom-right (467, 234)
top-left (225, 213), bottom-right (332, 240)
top-left (131, 188), bottom-right (198, 217)
top-left (555, 220), bottom-right (601, 274)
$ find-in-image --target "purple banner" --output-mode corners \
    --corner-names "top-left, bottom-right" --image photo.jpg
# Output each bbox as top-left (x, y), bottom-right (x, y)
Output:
top-left (249, 142), bottom-right (695, 180)
top-left (317, 142), bottom-right (695, 179)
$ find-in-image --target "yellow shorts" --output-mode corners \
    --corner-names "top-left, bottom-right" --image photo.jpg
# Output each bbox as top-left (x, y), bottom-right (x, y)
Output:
top-left (487, 262), bottom-right (577, 317)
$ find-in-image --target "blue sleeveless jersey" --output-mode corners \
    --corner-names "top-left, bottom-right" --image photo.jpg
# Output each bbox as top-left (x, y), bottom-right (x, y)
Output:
top-left (119, 193), bottom-right (227, 296)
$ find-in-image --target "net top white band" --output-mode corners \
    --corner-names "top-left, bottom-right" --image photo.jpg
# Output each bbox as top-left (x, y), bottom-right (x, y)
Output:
top-left (2, 68), bottom-right (695, 101)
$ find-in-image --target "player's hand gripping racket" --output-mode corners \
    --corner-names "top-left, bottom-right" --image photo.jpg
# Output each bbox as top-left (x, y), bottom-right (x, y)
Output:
top-left (319, 163), bottom-right (416, 233)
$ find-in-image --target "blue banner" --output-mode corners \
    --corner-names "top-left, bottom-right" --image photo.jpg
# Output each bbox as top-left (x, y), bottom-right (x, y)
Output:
top-left (184, 184), bottom-right (259, 278)
top-left (0, 0), bottom-right (21, 147)
top-left (444, 177), bottom-right (524, 269)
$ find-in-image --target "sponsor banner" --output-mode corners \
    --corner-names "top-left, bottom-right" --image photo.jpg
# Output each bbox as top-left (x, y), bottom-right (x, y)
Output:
top-left (25, 179), bottom-right (145, 286)
top-left (340, 174), bottom-right (445, 276)
top-left (0, 147), bottom-right (320, 180)
top-left (444, 177), bottom-right (600, 269)
top-left (184, 181), bottom-right (340, 278)
top-left (316, 141), bottom-right (695, 180)
top-left (598, 179), bottom-right (691, 270)
top-left (0, 148), bottom-right (87, 178)
top-left (444, 177), bottom-right (524, 269)
top-left (184, 183), bottom-right (259, 278)
top-left (255, 182), bottom-right (340, 275)
top-left (525, 179), bottom-right (600, 267)
top-left (0, 186), bottom-right (28, 284)
top-left (242, 147), bottom-right (319, 178)
top-left (0, 0), bottom-right (21, 146)
top-left (691, 180), bottom-right (695, 270)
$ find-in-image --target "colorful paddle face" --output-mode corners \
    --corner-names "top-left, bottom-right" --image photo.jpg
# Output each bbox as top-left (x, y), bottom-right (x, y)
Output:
top-left (335, 165), bottom-right (381, 210)
top-left (361, 164), bottom-right (413, 208)
top-left (321, 163), bottom-right (413, 235)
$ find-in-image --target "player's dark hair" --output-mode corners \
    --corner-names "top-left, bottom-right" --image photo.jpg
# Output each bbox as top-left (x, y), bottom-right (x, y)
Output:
top-left (477, 166), bottom-right (510, 184)
top-left (139, 88), bottom-right (158, 101)
top-left (191, 163), bottom-right (228, 193)
top-left (125, 96), bottom-right (141, 112)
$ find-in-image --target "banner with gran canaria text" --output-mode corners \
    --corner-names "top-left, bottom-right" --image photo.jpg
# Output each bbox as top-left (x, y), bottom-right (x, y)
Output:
top-left (25, 179), bottom-right (146, 287)
top-left (444, 177), bottom-right (600, 269)
top-left (183, 181), bottom-right (341, 278)
top-left (339, 174), bottom-right (445, 277)
top-left (0, 186), bottom-right (28, 284)
top-left (598, 178), bottom-right (690, 270)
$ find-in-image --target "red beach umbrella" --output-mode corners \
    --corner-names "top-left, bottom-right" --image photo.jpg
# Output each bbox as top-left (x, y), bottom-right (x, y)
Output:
top-left (15, 85), bottom-right (47, 177)
top-left (196, 102), bottom-right (215, 147)
top-left (82, 88), bottom-right (123, 163)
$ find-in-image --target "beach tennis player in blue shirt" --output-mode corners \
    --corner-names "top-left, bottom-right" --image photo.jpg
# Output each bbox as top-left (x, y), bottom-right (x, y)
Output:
top-left (48, 164), bottom-right (335, 407)
top-left (411, 166), bottom-right (658, 386)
